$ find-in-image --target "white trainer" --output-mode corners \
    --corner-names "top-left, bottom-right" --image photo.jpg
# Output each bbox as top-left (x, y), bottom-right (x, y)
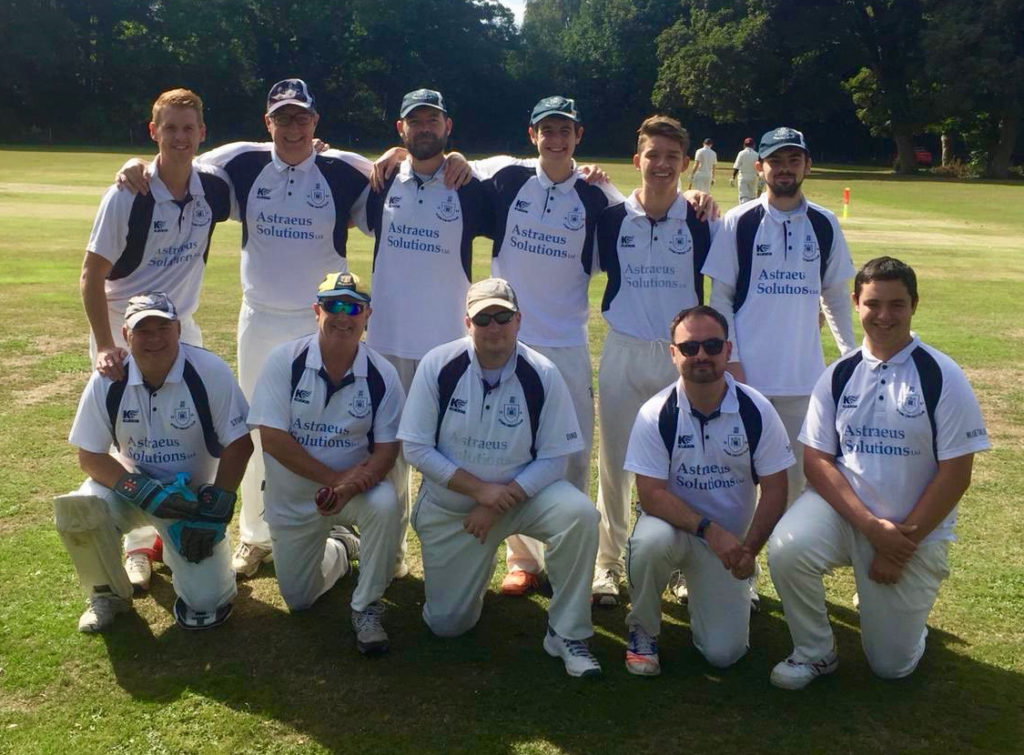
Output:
top-left (231, 542), bottom-right (273, 578)
top-left (78, 593), bottom-right (132, 633)
top-left (625, 624), bottom-right (661, 676)
top-left (543, 626), bottom-right (602, 678)
top-left (352, 601), bottom-right (389, 655)
top-left (124, 552), bottom-right (152, 592)
top-left (591, 569), bottom-right (620, 608)
top-left (770, 649), bottom-right (839, 690)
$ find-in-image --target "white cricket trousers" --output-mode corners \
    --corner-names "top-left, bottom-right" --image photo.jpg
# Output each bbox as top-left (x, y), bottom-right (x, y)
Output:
top-left (91, 312), bottom-right (202, 556)
top-left (691, 174), bottom-right (713, 193)
top-left (68, 478), bottom-right (236, 611)
top-left (626, 512), bottom-right (750, 667)
top-left (595, 330), bottom-right (678, 574)
top-left (769, 489), bottom-right (949, 679)
top-left (268, 481), bottom-right (403, 613)
top-left (413, 480), bottom-right (599, 640)
top-left (737, 176), bottom-right (758, 204)
top-left (767, 394), bottom-right (810, 507)
top-left (505, 342), bottom-right (595, 574)
top-left (237, 299), bottom-right (317, 549)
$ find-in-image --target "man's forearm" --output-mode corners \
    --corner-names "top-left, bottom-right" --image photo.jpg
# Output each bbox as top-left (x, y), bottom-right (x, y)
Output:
top-left (636, 476), bottom-right (704, 534)
top-left (81, 253), bottom-right (115, 349)
top-left (804, 448), bottom-right (879, 535)
top-left (741, 470), bottom-right (787, 554)
top-left (360, 441), bottom-right (400, 483)
top-left (259, 426), bottom-right (338, 487)
top-left (903, 455), bottom-right (974, 543)
top-left (78, 449), bottom-right (129, 489)
top-left (212, 435), bottom-right (254, 490)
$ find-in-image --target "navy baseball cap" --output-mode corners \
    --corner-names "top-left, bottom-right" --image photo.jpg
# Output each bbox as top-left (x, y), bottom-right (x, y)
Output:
top-left (124, 292), bottom-right (178, 329)
top-left (317, 272), bottom-right (371, 303)
top-left (758, 127), bottom-right (809, 158)
top-left (400, 89), bottom-right (446, 118)
top-left (266, 79), bottom-right (316, 114)
top-left (530, 96), bottom-right (580, 125)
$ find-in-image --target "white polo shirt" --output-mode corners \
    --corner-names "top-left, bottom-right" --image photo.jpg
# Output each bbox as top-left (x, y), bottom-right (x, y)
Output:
top-left (693, 146), bottom-right (717, 177)
top-left (732, 147), bottom-right (759, 180)
top-left (596, 190), bottom-right (720, 343)
top-left (247, 335), bottom-right (404, 524)
top-left (87, 161), bottom-right (234, 320)
top-left (625, 374), bottom-right (794, 537)
top-left (398, 337), bottom-right (583, 514)
top-left (197, 142), bottom-right (371, 311)
top-left (354, 159), bottom-right (494, 360)
top-left (473, 156), bottom-right (623, 347)
top-left (702, 194), bottom-right (856, 395)
top-left (801, 336), bottom-right (990, 543)
top-left (69, 343), bottom-right (250, 485)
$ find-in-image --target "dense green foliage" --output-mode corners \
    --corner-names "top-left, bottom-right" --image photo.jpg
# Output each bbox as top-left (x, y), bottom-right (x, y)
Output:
top-left (1, 0), bottom-right (1021, 171)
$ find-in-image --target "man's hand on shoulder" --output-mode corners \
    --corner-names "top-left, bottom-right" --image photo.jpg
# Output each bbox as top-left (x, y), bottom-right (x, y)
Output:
top-left (370, 146), bottom-right (407, 192)
top-left (115, 158), bottom-right (152, 195)
top-left (95, 346), bottom-right (128, 381)
top-left (442, 152), bottom-right (472, 188)
top-left (682, 189), bottom-right (720, 221)
top-left (579, 164), bottom-right (609, 184)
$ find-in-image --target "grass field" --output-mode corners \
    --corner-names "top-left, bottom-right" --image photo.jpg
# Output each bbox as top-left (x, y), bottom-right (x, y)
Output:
top-left (1, 147), bottom-right (1022, 754)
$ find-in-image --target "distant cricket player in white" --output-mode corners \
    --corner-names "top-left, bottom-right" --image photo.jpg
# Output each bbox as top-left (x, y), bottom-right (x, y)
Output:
top-left (690, 138), bottom-right (717, 193)
top-left (730, 137), bottom-right (759, 204)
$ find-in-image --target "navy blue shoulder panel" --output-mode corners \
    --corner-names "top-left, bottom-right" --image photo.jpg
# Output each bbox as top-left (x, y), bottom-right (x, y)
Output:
top-left (805, 206), bottom-right (834, 283)
top-left (574, 179), bottom-right (612, 275)
top-left (365, 356), bottom-right (386, 454)
top-left (315, 155), bottom-right (371, 259)
top-left (685, 201), bottom-right (713, 305)
top-left (733, 203), bottom-right (766, 313)
top-left (108, 193), bottom-right (156, 281)
top-left (658, 387), bottom-right (680, 456)
top-left (195, 172), bottom-right (232, 264)
top-left (222, 150), bottom-right (272, 248)
top-left (489, 165), bottom-right (535, 259)
top-left (367, 172), bottom-right (398, 273)
top-left (435, 350), bottom-right (472, 446)
top-left (514, 355), bottom-right (545, 460)
top-left (182, 359), bottom-right (223, 458)
top-left (910, 347), bottom-right (944, 461)
top-left (457, 177), bottom-right (497, 279)
top-left (105, 375), bottom-right (130, 450)
top-left (290, 347), bottom-right (310, 398)
top-left (734, 386), bottom-right (764, 484)
top-left (597, 203), bottom-right (629, 313)
top-left (830, 351), bottom-right (865, 461)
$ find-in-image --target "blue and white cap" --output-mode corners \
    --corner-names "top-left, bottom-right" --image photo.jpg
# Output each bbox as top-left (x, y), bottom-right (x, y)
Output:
top-left (758, 127), bottom-right (809, 158)
top-left (400, 89), bottom-right (446, 118)
top-left (530, 96), bottom-right (580, 125)
top-left (266, 78), bottom-right (316, 114)
top-left (124, 291), bottom-right (178, 329)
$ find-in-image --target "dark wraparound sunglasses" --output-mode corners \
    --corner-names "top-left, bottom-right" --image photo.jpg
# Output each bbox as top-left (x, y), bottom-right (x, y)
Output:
top-left (471, 310), bottom-right (516, 327)
top-left (321, 300), bottom-right (366, 316)
top-left (675, 338), bottom-right (725, 356)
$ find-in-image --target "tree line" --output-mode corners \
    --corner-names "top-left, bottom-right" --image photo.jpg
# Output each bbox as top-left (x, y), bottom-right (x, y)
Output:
top-left (2, 0), bottom-right (1020, 175)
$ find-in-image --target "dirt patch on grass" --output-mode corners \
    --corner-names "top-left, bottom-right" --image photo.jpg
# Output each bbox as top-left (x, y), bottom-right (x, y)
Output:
top-left (963, 366), bottom-right (1024, 445)
top-left (14, 376), bottom-right (85, 407)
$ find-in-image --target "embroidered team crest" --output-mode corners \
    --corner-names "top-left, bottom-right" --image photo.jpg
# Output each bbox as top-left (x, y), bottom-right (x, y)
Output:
top-left (897, 386), bottom-right (925, 418)
top-left (170, 400), bottom-right (197, 430)
top-left (435, 194), bottom-right (461, 222)
top-left (307, 182), bottom-right (330, 208)
top-left (191, 201), bottom-right (212, 227)
top-left (498, 395), bottom-right (524, 427)
top-left (668, 226), bottom-right (692, 255)
top-left (802, 233), bottom-right (820, 262)
top-left (723, 426), bottom-right (748, 456)
top-left (349, 389), bottom-right (371, 418)
top-left (563, 205), bottom-right (584, 231)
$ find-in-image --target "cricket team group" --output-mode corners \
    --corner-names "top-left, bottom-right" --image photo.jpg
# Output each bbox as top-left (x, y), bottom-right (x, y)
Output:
top-left (55, 77), bottom-right (990, 689)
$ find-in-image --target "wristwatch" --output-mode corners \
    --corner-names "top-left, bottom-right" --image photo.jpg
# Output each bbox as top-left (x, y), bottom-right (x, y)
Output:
top-left (695, 517), bottom-right (712, 540)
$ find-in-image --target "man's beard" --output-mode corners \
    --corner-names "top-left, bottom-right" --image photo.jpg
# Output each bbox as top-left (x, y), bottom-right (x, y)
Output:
top-left (767, 174), bottom-right (803, 197)
top-left (405, 132), bottom-right (447, 161)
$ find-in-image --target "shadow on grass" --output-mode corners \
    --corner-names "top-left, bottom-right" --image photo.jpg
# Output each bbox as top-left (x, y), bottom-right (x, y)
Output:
top-left (95, 562), bottom-right (1024, 754)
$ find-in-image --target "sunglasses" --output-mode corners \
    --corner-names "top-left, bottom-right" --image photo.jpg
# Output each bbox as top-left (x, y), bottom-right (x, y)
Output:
top-left (320, 300), bottom-right (366, 316)
top-left (270, 112), bottom-right (315, 127)
top-left (675, 338), bottom-right (725, 357)
top-left (470, 310), bottom-right (516, 327)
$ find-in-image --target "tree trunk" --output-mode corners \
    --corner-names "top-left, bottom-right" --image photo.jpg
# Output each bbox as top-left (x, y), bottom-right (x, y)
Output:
top-left (892, 130), bottom-right (917, 174)
top-left (941, 132), bottom-right (953, 167)
top-left (984, 111), bottom-right (1018, 179)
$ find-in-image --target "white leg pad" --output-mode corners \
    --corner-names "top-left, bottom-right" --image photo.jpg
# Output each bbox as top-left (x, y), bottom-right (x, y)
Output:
top-left (53, 494), bottom-right (133, 601)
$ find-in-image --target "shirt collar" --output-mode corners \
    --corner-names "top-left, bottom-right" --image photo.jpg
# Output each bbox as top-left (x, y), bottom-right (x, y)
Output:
top-left (307, 337), bottom-right (368, 378)
top-left (126, 345), bottom-right (186, 388)
top-left (674, 372), bottom-right (739, 417)
top-left (536, 160), bottom-right (579, 193)
top-left (397, 157), bottom-right (444, 185)
top-left (468, 337), bottom-right (521, 382)
top-left (761, 192), bottom-right (808, 223)
top-left (147, 159), bottom-right (205, 203)
top-left (624, 189), bottom-right (689, 223)
top-left (860, 334), bottom-right (921, 368)
top-left (271, 146), bottom-right (317, 173)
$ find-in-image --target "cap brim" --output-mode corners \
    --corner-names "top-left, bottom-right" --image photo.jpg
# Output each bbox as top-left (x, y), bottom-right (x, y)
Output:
top-left (267, 99), bottom-right (316, 115)
top-left (126, 310), bottom-right (177, 329)
top-left (467, 298), bottom-right (517, 318)
top-left (400, 103), bottom-right (446, 118)
top-left (317, 290), bottom-right (371, 303)
top-left (530, 110), bottom-right (580, 125)
top-left (759, 142), bottom-right (809, 158)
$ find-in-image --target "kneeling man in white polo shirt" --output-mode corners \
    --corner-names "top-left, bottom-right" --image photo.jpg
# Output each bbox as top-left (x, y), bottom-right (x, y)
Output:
top-left (623, 305), bottom-right (793, 675)
top-left (248, 272), bottom-right (405, 655)
top-left (769, 257), bottom-right (990, 689)
top-left (398, 278), bottom-right (602, 677)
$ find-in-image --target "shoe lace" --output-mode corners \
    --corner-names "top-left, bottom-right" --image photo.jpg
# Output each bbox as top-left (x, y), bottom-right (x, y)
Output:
top-left (629, 628), bottom-right (657, 655)
top-left (355, 602), bottom-right (384, 631)
top-left (562, 638), bottom-right (596, 661)
top-left (126, 553), bottom-right (149, 570)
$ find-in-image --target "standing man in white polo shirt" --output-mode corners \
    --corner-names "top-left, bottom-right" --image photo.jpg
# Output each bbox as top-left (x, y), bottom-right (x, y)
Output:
top-left (248, 273), bottom-right (405, 654)
top-left (730, 137), bottom-right (759, 204)
top-left (591, 115), bottom-right (720, 606)
top-left (82, 88), bottom-right (234, 590)
top-left (398, 278), bottom-right (602, 677)
top-left (690, 138), bottom-right (717, 193)
top-left (118, 79), bottom-right (375, 577)
top-left (56, 292), bottom-right (252, 632)
top-left (768, 257), bottom-right (990, 689)
top-left (702, 127), bottom-right (856, 513)
top-left (623, 305), bottom-right (792, 675)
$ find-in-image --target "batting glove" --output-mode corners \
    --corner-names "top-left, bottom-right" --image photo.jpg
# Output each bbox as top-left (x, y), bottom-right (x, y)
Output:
top-left (167, 519), bottom-right (226, 563)
top-left (114, 472), bottom-right (198, 520)
top-left (196, 485), bottom-right (236, 523)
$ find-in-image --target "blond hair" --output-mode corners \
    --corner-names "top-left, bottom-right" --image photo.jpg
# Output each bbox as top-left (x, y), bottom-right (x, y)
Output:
top-left (152, 88), bottom-right (204, 126)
